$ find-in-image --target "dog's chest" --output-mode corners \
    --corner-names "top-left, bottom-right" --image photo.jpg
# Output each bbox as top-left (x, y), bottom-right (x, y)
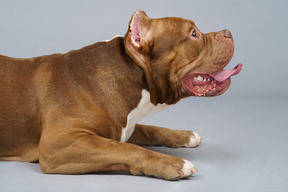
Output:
top-left (120, 89), bottom-right (169, 142)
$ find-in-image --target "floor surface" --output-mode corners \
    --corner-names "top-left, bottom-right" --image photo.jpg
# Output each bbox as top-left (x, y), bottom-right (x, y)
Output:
top-left (1, 98), bottom-right (287, 192)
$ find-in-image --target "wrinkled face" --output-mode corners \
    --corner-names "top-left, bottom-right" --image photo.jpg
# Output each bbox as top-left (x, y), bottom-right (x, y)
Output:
top-left (124, 10), bottom-right (242, 102)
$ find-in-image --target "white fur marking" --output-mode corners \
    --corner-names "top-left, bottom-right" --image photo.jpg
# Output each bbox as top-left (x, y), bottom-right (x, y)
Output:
top-left (103, 35), bottom-right (122, 42)
top-left (193, 132), bottom-right (201, 142)
top-left (120, 89), bottom-right (169, 142)
top-left (184, 132), bottom-right (202, 147)
top-left (182, 160), bottom-right (197, 177)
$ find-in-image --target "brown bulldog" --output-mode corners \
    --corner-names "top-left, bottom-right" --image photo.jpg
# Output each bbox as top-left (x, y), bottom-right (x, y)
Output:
top-left (0, 10), bottom-right (242, 180)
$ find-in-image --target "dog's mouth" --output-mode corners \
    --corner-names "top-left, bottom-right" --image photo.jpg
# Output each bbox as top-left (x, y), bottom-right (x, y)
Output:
top-left (181, 64), bottom-right (242, 97)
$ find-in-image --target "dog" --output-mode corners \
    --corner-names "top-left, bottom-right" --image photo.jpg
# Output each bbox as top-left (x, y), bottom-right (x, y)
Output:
top-left (0, 10), bottom-right (242, 180)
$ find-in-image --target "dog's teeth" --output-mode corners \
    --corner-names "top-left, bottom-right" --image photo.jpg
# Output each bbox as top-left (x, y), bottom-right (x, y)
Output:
top-left (196, 76), bottom-right (203, 81)
top-left (194, 75), bottom-right (207, 81)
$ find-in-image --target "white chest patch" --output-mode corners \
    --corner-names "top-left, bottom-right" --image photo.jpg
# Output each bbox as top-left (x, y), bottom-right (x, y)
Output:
top-left (120, 89), bottom-right (169, 142)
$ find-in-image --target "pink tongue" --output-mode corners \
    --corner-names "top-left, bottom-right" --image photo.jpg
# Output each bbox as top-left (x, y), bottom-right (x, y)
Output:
top-left (210, 63), bottom-right (243, 82)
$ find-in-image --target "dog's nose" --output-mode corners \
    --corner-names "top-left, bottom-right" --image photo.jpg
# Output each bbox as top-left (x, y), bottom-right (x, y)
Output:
top-left (223, 29), bottom-right (232, 39)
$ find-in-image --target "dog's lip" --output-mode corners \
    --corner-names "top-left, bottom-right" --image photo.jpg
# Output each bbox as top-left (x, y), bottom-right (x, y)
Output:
top-left (180, 63), bottom-right (242, 97)
top-left (182, 63), bottom-right (242, 83)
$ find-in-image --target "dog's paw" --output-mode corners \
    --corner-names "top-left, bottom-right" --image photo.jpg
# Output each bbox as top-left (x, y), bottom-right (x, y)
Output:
top-left (131, 151), bottom-right (198, 180)
top-left (165, 159), bottom-right (198, 180)
top-left (169, 130), bottom-right (203, 148)
top-left (184, 132), bottom-right (203, 148)
top-left (162, 158), bottom-right (199, 180)
top-left (179, 159), bottom-right (198, 178)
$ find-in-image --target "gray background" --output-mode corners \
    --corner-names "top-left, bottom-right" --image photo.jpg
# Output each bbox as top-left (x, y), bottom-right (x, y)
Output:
top-left (0, 0), bottom-right (287, 192)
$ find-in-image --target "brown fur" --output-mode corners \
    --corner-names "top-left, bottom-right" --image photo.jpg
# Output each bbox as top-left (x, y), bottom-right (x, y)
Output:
top-left (0, 10), bottom-right (234, 180)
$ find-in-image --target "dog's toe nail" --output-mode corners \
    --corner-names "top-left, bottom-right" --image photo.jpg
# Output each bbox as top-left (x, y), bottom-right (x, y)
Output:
top-left (192, 167), bottom-right (198, 174)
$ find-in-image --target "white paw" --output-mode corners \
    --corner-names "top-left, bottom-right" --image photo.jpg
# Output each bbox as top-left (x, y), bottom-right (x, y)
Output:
top-left (184, 132), bottom-right (203, 148)
top-left (180, 160), bottom-right (198, 178)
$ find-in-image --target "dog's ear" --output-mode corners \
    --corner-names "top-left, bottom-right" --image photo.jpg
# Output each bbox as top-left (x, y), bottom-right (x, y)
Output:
top-left (124, 10), bottom-right (152, 69)
top-left (126, 9), bottom-right (150, 47)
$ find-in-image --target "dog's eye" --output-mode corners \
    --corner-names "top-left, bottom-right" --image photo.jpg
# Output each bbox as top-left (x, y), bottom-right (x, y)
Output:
top-left (190, 29), bottom-right (198, 39)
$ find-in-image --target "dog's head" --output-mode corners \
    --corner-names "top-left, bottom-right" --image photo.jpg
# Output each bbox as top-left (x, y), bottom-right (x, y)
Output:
top-left (124, 10), bottom-right (242, 104)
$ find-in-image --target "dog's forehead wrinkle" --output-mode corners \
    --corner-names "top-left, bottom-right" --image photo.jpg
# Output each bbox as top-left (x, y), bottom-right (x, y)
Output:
top-left (152, 17), bottom-right (194, 29)
top-left (149, 22), bottom-right (192, 43)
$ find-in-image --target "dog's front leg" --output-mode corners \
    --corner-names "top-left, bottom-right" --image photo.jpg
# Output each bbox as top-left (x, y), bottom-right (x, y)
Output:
top-left (39, 131), bottom-right (198, 180)
top-left (127, 124), bottom-right (202, 148)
